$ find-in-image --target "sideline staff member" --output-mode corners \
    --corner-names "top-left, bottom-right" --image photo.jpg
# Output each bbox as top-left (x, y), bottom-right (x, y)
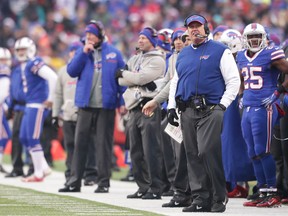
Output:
top-left (167, 14), bottom-right (240, 212)
top-left (117, 27), bottom-right (166, 199)
top-left (59, 20), bottom-right (126, 193)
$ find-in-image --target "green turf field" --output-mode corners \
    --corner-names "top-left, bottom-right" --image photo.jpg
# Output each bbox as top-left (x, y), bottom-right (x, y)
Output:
top-left (0, 184), bottom-right (163, 216)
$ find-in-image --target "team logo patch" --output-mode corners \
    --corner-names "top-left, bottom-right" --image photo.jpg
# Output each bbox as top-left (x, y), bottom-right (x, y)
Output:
top-left (200, 55), bottom-right (210, 60)
top-left (106, 52), bottom-right (116, 60)
top-left (94, 62), bottom-right (102, 70)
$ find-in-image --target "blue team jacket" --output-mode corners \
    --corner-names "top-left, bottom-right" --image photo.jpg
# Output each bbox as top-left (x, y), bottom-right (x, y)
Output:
top-left (67, 42), bottom-right (126, 109)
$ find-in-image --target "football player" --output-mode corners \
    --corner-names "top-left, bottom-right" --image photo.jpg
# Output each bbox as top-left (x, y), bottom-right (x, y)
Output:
top-left (237, 23), bottom-right (288, 207)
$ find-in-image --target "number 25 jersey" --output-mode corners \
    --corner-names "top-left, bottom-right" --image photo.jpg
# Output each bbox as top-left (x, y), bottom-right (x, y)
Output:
top-left (237, 46), bottom-right (285, 107)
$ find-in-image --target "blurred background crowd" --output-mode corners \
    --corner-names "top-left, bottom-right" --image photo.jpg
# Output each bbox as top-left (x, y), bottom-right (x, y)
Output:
top-left (0, 0), bottom-right (287, 71)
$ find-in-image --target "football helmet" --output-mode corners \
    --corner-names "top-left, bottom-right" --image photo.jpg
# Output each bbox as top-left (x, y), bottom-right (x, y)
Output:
top-left (14, 37), bottom-right (36, 61)
top-left (158, 28), bottom-right (173, 39)
top-left (243, 23), bottom-right (267, 52)
top-left (220, 29), bottom-right (242, 54)
top-left (0, 47), bottom-right (12, 67)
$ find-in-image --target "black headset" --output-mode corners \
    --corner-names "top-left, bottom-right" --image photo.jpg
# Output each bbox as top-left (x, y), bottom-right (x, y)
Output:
top-left (88, 20), bottom-right (105, 42)
top-left (184, 14), bottom-right (210, 35)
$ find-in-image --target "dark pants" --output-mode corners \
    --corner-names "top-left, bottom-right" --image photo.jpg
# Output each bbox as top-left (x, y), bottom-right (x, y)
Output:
top-left (67, 108), bottom-right (115, 188)
top-left (40, 112), bottom-right (57, 166)
top-left (160, 117), bottom-right (177, 192)
top-left (173, 141), bottom-right (190, 196)
top-left (10, 110), bottom-right (24, 173)
top-left (181, 106), bottom-right (226, 206)
top-left (62, 121), bottom-right (98, 184)
top-left (271, 106), bottom-right (288, 197)
top-left (127, 107), bottom-right (163, 193)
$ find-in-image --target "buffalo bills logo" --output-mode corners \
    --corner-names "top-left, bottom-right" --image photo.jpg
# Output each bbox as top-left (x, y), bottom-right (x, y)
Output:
top-left (226, 31), bottom-right (240, 39)
top-left (106, 52), bottom-right (116, 60)
top-left (200, 55), bottom-right (210, 60)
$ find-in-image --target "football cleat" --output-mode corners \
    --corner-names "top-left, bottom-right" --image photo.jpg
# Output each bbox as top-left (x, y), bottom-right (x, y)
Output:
top-left (228, 185), bottom-right (248, 198)
top-left (243, 193), bottom-right (266, 207)
top-left (256, 194), bottom-right (281, 208)
top-left (21, 175), bottom-right (44, 182)
top-left (281, 198), bottom-right (288, 205)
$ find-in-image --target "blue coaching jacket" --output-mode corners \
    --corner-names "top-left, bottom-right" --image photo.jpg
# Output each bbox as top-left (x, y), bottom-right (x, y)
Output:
top-left (67, 42), bottom-right (126, 109)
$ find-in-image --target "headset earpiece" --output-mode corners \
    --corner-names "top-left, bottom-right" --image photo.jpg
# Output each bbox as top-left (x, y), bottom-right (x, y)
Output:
top-left (184, 14), bottom-right (210, 36)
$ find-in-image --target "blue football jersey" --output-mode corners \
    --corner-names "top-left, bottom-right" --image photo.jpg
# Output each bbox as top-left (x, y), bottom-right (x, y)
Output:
top-left (22, 57), bottom-right (49, 103)
top-left (237, 46), bottom-right (285, 106)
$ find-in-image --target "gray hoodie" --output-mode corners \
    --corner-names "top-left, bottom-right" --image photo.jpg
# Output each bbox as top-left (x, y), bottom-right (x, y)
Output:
top-left (118, 49), bottom-right (166, 110)
top-left (52, 65), bottom-right (78, 121)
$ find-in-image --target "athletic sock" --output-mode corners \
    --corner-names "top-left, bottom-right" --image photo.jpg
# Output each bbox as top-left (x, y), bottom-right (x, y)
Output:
top-left (29, 145), bottom-right (45, 178)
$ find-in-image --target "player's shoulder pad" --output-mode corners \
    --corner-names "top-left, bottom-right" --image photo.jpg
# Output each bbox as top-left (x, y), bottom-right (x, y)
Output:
top-left (28, 57), bottom-right (45, 74)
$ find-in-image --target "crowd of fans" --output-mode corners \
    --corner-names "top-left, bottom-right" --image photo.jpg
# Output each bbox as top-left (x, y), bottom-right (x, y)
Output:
top-left (0, 0), bottom-right (287, 70)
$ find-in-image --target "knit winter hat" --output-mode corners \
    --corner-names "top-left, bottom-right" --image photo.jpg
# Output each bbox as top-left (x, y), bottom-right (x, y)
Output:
top-left (85, 24), bottom-right (100, 37)
top-left (212, 25), bottom-right (229, 36)
top-left (171, 28), bottom-right (186, 42)
top-left (139, 27), bottom-right (158, 47)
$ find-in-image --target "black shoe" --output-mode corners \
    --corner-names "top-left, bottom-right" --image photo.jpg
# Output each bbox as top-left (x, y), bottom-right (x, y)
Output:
top-left (182, 203), bottom-right (211, 212)
top-left (211, 196), bottom-right (228, 212)
top-left (162, 198), bottom-right (191, 207)
top-left (0, 165), bottom-right (8, 174)
top-left (84, 180), bottom-right (96, 186)
top-left (211, 202), bottom-right (226, 212)
top-left (58, 186), bottom-right (81, 192)
top-left (5, 170), bottom-right (24, 177)
top-left (162, 189), bottom-right (174, 197)
top-left (94, 186), bottom-right (109, 193)
top-left (142, 192), bottom-right (161, 200)
top-left (127, 190), bottom-right (147, 199)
